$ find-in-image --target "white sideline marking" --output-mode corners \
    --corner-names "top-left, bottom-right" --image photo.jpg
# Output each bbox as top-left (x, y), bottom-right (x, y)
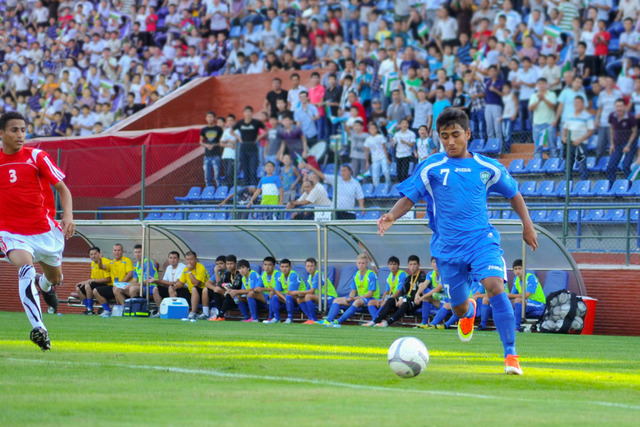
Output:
top-left (4, 358), bottom-right (640, 411)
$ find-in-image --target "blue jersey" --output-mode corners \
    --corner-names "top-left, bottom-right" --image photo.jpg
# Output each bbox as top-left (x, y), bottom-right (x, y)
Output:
top-left (398, 152), bottom-right (518, 258)
top-left (133, 258), bottom-right (158, 282)
top-left (470, 281), bottom-right (485, 296)
top-left (276, 271), bottom-right (302, 293)
top-left (242, 271), bottom-right (261, 289)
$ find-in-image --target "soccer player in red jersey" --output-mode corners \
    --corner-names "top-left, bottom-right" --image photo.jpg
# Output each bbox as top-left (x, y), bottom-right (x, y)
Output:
top-left (0, 112), bottom-right (75, 351)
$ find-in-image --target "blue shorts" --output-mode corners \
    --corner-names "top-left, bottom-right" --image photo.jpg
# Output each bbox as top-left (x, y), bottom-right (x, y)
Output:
top-left (313, 296), bottom-right (335, 308)
top-left (436, 243), bottom-right (507, 308)
top-left (359, 297), bottom-right (377, 306)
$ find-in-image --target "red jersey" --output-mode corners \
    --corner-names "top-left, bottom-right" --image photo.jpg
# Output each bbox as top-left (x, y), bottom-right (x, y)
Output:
top-left (0, 146), bottom-right (65, 235)
top-left (594, 31), bottom-right (610, 56)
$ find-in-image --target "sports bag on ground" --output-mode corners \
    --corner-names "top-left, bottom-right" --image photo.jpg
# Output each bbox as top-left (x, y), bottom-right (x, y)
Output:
top-left (536, 290), bottom-right (587, 334)
top-left (124, 298), bottom-right (149, 317)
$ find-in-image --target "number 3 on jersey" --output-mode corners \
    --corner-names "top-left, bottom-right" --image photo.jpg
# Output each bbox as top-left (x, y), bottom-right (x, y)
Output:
top-left (440, 168), bottom-right (450, 186)
top-left (8, 169), bottom-right (17, 183)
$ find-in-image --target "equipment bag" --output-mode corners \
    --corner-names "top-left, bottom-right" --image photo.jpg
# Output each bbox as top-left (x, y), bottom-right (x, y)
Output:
top-left (536, 290), bottom-right (587, 334)
top-left (124, 298), bottom-right (149, 317)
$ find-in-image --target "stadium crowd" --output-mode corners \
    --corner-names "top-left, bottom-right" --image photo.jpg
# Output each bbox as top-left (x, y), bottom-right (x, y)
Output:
top-left (75, 244), bottom-right (546, 331)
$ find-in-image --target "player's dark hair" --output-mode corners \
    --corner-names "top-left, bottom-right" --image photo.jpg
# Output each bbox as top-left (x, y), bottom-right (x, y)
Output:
top-left (227, 114), bottom-right (236, 120)
top-left (114, 243), bottom-right (123, 249)
top-left (237, 259), bottom-right (250, 269)
top-left (244, 106), bottom-right (253, 112)
top-left (216, 255), bottom-right (226, 263)
top-left (186, 251), bottom-right (197, 258)
top-left (0, 112), bottom-right (27, 130)
top-left (207, 111), bottom-right (215, 117)
top-left (169, 251), bottom-right (180, 258)
top-left (265, 161), bottom-right (275, 167)
top-left (615, 98), bottom-right (625, 105)
top-left (311, 72), bottom-right (320, 78)
top-left (430, 256), bottom-right (436, 262)
top-left (273, 77), bottom-right (282, 83)
top-left (226, 254), bottom-right (237, 263)
top-left (418, 125), bottom-right (428, 132)
top-left (89, 247), bottom-right (101, 253)
top-left (299, 90), bottom-right (308, 97)
top-left (280, 258), bottom-right (291, 266)
top-left (513, 259), bottom-right (523, 268)
top-left (134, 244), bottom-right (142, 250)
top-left (436, 107), bottom-right (470, 133)
top-left (305, 257), bottom-right (317, 265)
top-left (290, 73), bottom-right (300, 79)
top-left (408, 255), bottom-right (420, 264)
top-left (387, 256), bottom-right (400, 264)
top-left (263, 256), bottom-right (276, 265)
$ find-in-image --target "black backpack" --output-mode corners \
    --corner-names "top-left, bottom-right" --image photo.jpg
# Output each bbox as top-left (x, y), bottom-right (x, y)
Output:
top-left (536, 290), bottom-right (587, 334)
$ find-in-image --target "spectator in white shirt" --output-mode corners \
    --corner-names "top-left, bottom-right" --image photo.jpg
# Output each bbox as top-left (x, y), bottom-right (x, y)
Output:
top-left (393, 119), bottom-right (417, 182)
top-left (364, 122), bottom-right (391, 187)
top-left (77, 105), bottom-right (97, 136)
top-left (431, 7), bottom-right (459, 47)
top-left (513, 56), bottom-right (538, 132)
top-left (606, 18), bottom-right (640, 78)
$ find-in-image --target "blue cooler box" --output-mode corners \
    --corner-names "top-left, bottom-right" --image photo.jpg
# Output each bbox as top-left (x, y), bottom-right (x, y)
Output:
top-left (160, 297), bottom-right (189, 319)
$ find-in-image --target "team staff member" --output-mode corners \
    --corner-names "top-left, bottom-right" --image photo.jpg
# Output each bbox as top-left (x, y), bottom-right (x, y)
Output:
top-left (174, 251), bottom-right (210, 320)
top-left (94, 243), bottom-right (134, 318)
top-left (116, 244), bottom-right (158, 306)
top-left (150, 251), bottom-right (187, 317)
top-left (211, 255), bottom-right (244, 321)
top-left (76, 246), bottom-right (111, 315)
top-left (298, 257), bottom-right (338, 324)
top-left (368, 255), bottom-right (425, 327)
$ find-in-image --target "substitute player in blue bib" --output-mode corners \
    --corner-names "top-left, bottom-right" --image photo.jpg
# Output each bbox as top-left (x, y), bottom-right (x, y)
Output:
top-left (270, 258), bottom-right (305, 323)
top-left (378, 108), bottom-right (538, 375)
top-left (508, 259), bottom-right (546, 331)
top-left (297, 257), bottom-right (338, 324)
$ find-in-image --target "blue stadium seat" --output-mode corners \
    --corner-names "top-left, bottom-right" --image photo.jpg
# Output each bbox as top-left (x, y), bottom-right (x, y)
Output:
top-left (483, 138), bottom-right (501, 155)
top-left (609, 38), bottom-right (620, 52)
top-left (592, 156), bottom-right (609, 172)
top-left (212, 185), bottom-right (229, 200)
top-left (292, 265), bottom-right (310, 282)
top-left (543, 271), bottom-right (568, 297)
top-left (543, 158), bottom-right (564, 174)
top-left (508, 159), bottom-right (525, 174)
top-left (519, 181), bottom-right (538, 197)
top-left (390, 183), bottom-right (400, 198)
top-left (571, 180), bottom-right (592, 197)
top-left (214, 212), bottom-right (229, 220)
top-left (389, 162), bottom-right (397, 177)
top-left (188, 212), bottom-right (202, 220)
top-left (363, 208), bottom-right (381, 220)
top-left (173, 211), bottom-right (185, 220)
top-left (257, 166), bottom-right (266, 179)
top-left (488, 210), bottom-right (500, 219)
top-left (408, 162), bottom-right (416, 175)
top-left (201, 212), bottom-right (216, 220)
top-left (617, 180), bottom-right (640, 197)
top-left (523, 158), bottom-right (543, 174)
top-left (546, 210), bottom-right (563, 223)
top-left (377, 267), bottom-right (391, 292)
top-left (323, 163), bottom-right (335, 175)
top-left (610, 179), bottom-right (630, 197)
top-left (553, 180), bottom-right (572, 197)
top-left (175, 186), bottom-right (202, 202)
top-left (160, 210), bottom-right (176, 220)
top-left (362, 183), bottom-right (375, 198)
top-left (202, 263), bottom-right (215, 278)
top-left (529, 210), bottom-right (547, 223)
top-left (631, 209), bottom-right (639, 222)
top-left (145, 210), bottom-right (162, 220)
top-left (592, 179), bottom-right (611, 197)
top-left (586, 135), bottom-right (598, 152)
top-left (336, 265), bottom-right (358, 297)
top-left (469, 139), bottom-right (485, 152)
top-left (606, 209), bottom-right (627, 223)
top-left (583, 209), bottom-right (607, 221)
top-left (200, 186), bottom-right (217, 202)
top-left (373, 184), bottom-right (391, 198)
top-left (537, 180), bottom-right (555, 197)
top-left (250, 263), bottom-right (262, 275)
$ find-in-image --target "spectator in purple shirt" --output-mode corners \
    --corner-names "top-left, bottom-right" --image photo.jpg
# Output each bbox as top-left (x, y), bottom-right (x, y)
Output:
top-left (606, 99), bottom-right (638, 184)
top-left (484, 65), bottom-right (504, 145)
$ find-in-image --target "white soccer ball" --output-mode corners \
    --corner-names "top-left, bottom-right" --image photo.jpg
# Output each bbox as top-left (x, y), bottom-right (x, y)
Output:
top-left (576, 301), bottom-right (587, 317)
top-left (570, 317), bottom-right (584, 332)
top-left (557, 292), bottom-right (571, 305)
top-left (387, 337), bottom-right (429, 378)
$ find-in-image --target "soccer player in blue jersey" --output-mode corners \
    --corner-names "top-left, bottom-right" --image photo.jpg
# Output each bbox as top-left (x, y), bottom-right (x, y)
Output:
top-left (298, 257), bottom-right (339, 324)
top-left (320, 253), bottom-right (379, 328)
top-left (270, 258), bottom-right (305, 324)
top-left (248, 256), bottom-right (280, 324)
top-left (508, 259), bottom-right (546, 331)
top-left (362, 255), bottom-right (408, 327)
top-left (415, 257), bottom-right (443, 326)
top-left (378, 107), bottom-right (538, 375)
top-left (235, 259), bottom-right (260, 322)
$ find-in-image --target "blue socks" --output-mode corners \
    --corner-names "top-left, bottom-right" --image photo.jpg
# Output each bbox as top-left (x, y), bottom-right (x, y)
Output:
top-left (421, 302), bottom-right (434, 324)
top-left (337, 304), bottom-right (359, 324)
top-left (326, 302), bottom-right (342, 322)
top-left (299, 300), bottom-right (310, 318)
top-left (445, 314), bottom-right (459, 328)
top-left (367, 305), bottom-right (378, 320)
top-left (490, 293), bottom-right (516, 357)
top-left (463, 301), bottom-right (475, 318)
top-left (305, 300), bottom-right (317, 321)
top-left (481, 303), bottom-right (491, 329)
top-left (248, 297), bottom-right (259, 320)
top-left (87, 298), bottom-right (94, 311)
top-left (238, 300), bottom-right (250, 320)
top-left (102, 303), bottom-right (110, 313)
top-left (430, 306), bottom-right (450, 325)
top-left (514, 302), bottom-right (523, 330)
top-left (285, 295), bottom-right (294, 320)
top-left (270, 295), bottom-right (281, 321)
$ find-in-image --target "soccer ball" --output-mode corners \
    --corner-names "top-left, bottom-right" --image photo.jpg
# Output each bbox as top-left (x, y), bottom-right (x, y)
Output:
top-left (387, 337), bottom-right (429, 378)
top-left (576, 300), bottom-right (587, 317)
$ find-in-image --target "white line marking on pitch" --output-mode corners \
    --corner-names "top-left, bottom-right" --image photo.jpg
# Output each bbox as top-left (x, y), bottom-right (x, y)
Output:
top-left (5, 358), bottom-right (640, 411)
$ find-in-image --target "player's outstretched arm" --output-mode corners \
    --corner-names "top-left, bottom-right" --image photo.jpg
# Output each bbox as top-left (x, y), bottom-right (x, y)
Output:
top-left (509, 193), bottom-right (538, 251)
top-left (53, 181), bottom-right (75, 239)
top-left (377, 197), bottom-right (415, 236)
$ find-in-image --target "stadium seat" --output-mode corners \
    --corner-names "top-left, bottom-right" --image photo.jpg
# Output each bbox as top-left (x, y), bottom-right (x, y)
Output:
top-left (373, 184), bottom-right (391, 198)
top-left (145, 210), bottom-right (162, 220)
top-left (617, 180), bottom-right (640, 197)
top-left (200, 186), bottom-right (217, 202)
top-left (609, 38), bottom-right (620, 52)
top-left (175, 186), bottom-right (202, 202)
top-left (336, 265), bottom-right (358, 297)
top-left (553, 180), bottom-right (572, 197)
top-left (543, 158), bottom-right (564, 174)
top-left (543, 271), bottom-right (568, 297)
top-left (508, 158), bottom-right (525, 174)
top-left (362, 183), bottom-right (375, 198)
top-left (536, 180), bottom-right (555, 197)
top-left (160, 210), bottom-right (176, 220)
top-left (483, 138), bottom-right (501, 155)
top-left (583, 209), bottom-right (607, 221)
top-left (188, 212), bottom-right (202, 220)
top-left (389, 162), bottom-right (398, 177)
top-left (529, 210), bottom-right (547, 223)
top-left (202, 263), bottom-right (215, 278)
top-left (212, 185), bottom-right (229, 200)
top-left (323, 163), bottom-right (335, 175)
top-left (631, 209), bottom-right (639, 222)
top-left (250, 264), bottom-right (262, 275)
top-left (592, 180), bottom-right (611, 197)
top-left (519, 181), bottom-right (538, 197)
top-left (546, 210), bottom-right (563, 223)
top-left (214, 212), bottom-right (229, 220)
top-left (257, 166), bottom-right (266, 178)
top-left (610, 179), bottom-right (631, 197)
top-left (408, 162), bottom-right (416, 175)
top-left (523, 158), bottom-right (543, 174)
top-left (586, 135), bottom-right (598, 152)
top-left (292, 265), bottom-right (310, 282)
top-left (469, 139), bottom-right (485, 152)
top-left (363, 208), bottom-right (381, 220)
top-left (201, 212), bottom-right (216, 220)
top-left (592, 157), bottom-right (609, 172)
top-left (571, 180), bottom-right (592, 197)
top-left (606, 209), bottom-right (627, 223)
top-left (390, 184), bottom-right (400, 198)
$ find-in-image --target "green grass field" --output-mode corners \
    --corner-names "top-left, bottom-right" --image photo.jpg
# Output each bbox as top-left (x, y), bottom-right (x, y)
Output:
top-left (1, 311), bottom-right (639, 426)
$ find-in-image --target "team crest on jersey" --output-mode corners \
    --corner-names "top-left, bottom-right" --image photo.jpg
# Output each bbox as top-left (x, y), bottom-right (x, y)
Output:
top-left (480, 171), bottom-right (491, 184)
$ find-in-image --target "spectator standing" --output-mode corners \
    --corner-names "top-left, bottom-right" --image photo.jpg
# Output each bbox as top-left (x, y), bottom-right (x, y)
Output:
top-left (287, 73), bottom-right (307, 111)
top-left (277, 114), bottom-right (307, 161)
top-left (513, 57), bottom-right (538, 133)
top-left (595, 77), bottom-right (623, 162)
top-left (500, 82), bottom-right (518, 153)
top-left (465, 70), bottom-right (487, 142)
top-left (265, 78), bottom-right (288, 118)
top-left (234, 106), bottom-right (265, 186)
top-left (200, 111), bottom-right (223, 188)
top-left (301, 162), bottom-right (365, 220)
top-left (386, 90), bottom-right (412, 126)
top-left (349, 120), bottom-right (368, 178)
top-left (529, 78), bottom-right (559, 159)
top-left (606, 18), bottom-right (640, 78)
top-left (221, 115), bottom-right (240, 187)
top-left (393, 119), bottom-right (417, 182)
top-left (280, 154), bottom-right (302, 204)
top-left (484, 65), bottom-right (504, 146)
top-left (294, 91), bottom-right (320, 145)
top-left (562, 96), bottom-right (595, 181)
top-left (364, 122), bottom-right (391, 187)
top-left (606, 99), bottom-right (638, 185)
top-left (307, 72), bottom-right (327, 140)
